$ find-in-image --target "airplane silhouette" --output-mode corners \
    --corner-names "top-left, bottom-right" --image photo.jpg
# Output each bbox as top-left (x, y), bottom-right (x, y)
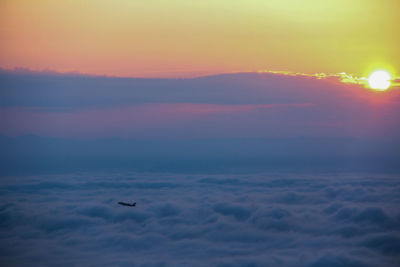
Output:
top-left (118, 202), bottom-right (136, 207)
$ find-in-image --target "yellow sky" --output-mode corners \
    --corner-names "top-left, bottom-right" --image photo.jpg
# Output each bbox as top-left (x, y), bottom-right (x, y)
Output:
top-left (0, 0), bottom-right (398, 77)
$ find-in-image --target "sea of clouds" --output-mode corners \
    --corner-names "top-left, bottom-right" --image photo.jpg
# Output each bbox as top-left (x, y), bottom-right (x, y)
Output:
top-left (0, 172), bottom-right (399, 266)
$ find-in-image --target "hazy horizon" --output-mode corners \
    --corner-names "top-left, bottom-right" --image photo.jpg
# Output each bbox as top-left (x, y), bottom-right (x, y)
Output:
top-left (1, 68), bottom-right (399, 176)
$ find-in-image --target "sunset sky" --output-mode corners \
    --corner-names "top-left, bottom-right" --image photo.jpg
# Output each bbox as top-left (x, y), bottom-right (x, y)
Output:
top-left (1, 0), bottom-right (399, 77)
top-left (2, 2), bottom-right (400, 266)
top-left (1, 0), bottom-right (399, 171)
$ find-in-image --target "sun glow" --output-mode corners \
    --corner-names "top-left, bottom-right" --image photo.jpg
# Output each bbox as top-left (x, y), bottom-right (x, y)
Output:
top-left (368, 71), bottom-right (391, 91)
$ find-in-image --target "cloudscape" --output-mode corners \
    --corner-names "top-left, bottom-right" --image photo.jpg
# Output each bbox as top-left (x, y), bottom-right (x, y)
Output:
top-left (0, 1), bottom-right (399, 266)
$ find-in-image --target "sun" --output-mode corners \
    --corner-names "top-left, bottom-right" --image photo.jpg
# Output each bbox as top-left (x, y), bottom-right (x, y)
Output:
top-left (368, 70), bottom-right (391, 91)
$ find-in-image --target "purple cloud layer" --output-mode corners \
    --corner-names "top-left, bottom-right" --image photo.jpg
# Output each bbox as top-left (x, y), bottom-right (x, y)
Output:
top-left (1, 70), bottom-right (399, 139)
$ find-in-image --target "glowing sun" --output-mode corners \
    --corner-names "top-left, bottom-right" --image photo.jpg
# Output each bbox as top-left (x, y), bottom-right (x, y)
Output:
top-left (368, 70), bottom-right (391, 91)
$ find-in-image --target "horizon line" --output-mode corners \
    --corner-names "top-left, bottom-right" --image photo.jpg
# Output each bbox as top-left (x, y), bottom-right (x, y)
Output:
top-left (2, 67), bottom-right (399, 89)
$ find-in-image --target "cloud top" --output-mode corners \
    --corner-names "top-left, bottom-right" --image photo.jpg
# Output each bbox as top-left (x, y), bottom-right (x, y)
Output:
top-left (0, 172), bottom-right (399, 266)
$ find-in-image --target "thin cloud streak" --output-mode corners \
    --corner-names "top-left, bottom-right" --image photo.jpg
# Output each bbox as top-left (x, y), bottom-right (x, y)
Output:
top-left (257, 70), bottom-right (400, 89)
top-left (2, 67), bottom-right (400, 89)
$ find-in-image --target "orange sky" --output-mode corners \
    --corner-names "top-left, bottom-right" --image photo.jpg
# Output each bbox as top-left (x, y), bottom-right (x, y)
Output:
top-left (0, 0), bottom-right (399, 77)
